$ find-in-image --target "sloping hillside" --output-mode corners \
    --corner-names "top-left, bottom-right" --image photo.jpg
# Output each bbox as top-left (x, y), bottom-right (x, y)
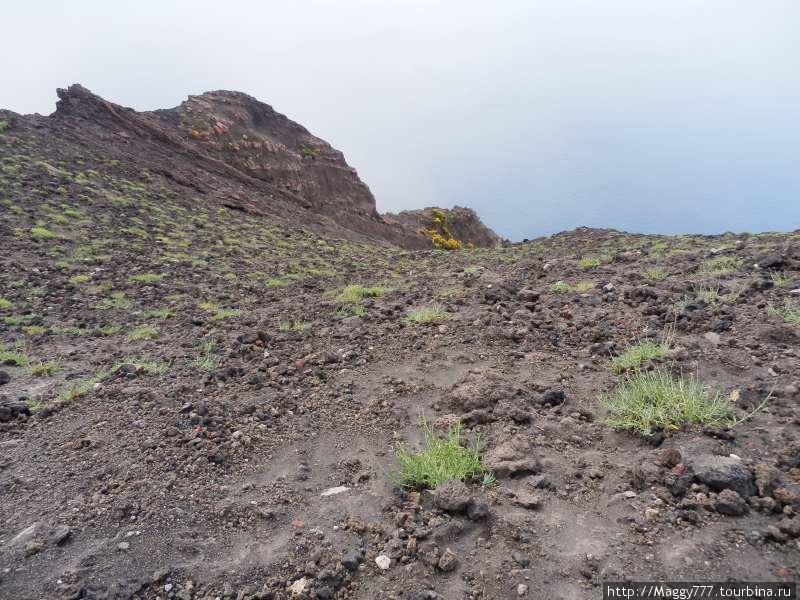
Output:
top-left (1, 90), bottom-right (800, 600)
top-left (2, 84), bottom-right (500, 250)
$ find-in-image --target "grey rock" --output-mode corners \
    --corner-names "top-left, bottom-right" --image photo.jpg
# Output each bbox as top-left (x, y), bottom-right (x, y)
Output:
top-left (517, 289), bottom-right (540, 302)
top-left (754, 463), bottom-right (780, 497)
top-left (466, 499), bottom-right (490, 520)
top-left (692, 455), bottom-right (756, 497)
top-left (512, 551), bottom-right (530, 567)
top-left (484, 438), bottom-right (540, 478)
top-left (778, 518), bottom-right (800, 538)
top-left (437, 547), bottom-right (458, 572)
top-left (512, 489), bottom-right (541, 509)
top-left (340, 549), bottom-right (361, 571)
top-left (411, 592), bottom-right (445, 600)
top-left (382, 537), bottom-right (404, 559)
top-left (525, 474), bottom-right (551, 489)
top-left (433, 480), bottom-right (472, 512)
top-left (50, 525), bottom-right (72, 546)
top-left (714, 489), bottom-right (748, 516)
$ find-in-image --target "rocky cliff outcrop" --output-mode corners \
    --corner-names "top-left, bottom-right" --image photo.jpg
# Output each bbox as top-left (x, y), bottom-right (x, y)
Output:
top-left (385, 206), bottom-right (504, 248)
top-left (4, 84), bottom-right (499, 249)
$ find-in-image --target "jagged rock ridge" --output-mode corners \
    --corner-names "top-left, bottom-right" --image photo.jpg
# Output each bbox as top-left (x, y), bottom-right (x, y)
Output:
top-left (7, 84), bottom-right (501, 249)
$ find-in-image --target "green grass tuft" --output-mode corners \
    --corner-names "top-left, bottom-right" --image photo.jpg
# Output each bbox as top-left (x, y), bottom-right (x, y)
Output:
top-left (97, 324), bottom-right (121, 336)
top-left (601, 370), bottom-right (734, 437)
top-left (28, 361), bottom-right (60, 377)
top-left (336, 284), bottom-right (388, 303)
top-left (128, 325), bottom-right (159, 341)
top-left (190, 342), bottom-right (219, 372)
top-left (30, 227), bottom-right (56, 241)
top-left (768, 299), bottom-right (800, 326)
top-left (69, 274), bottom-right (91, 285)
top-left (550, 280), bottom-right (571, 293)
top-left (573, 281), bottom-right (596, 293)
top-left (266, 278), bottom-right (288, 289)
top-left (392, 421), bottom-right (486, 489)
top-left (147, 308), bottom-right (175, 319)
top-left (770, 272), bottom-right (794, 288)
top-left (94, 292), bottom-right (131, 310)
top-left (0, 345), bottom-right (29, 366)
top-left (610, 340), bottom-right (670, 374)
top-left (198, 299), bottom-right (219, 312)
top-left (277, 319), bottom-right (307, 332)
top-left (0, 297), bottom-right (13, 310)
top-left (405, 306), bottom-right (450, 324)
top-left (208, 308), bottom-right (241, 322)
top-left (128, 273), bottom-right (164, 283)
top-left (57, 379), bottom-right (95, 404)
top-left (700, 256), bottom-right (743, 276)
top-left (642, 268), bottom-right (667, 281)
top-left (578, 257), bottom-right (602, 269)
top-left (113, 357), bottom-right (169, 376)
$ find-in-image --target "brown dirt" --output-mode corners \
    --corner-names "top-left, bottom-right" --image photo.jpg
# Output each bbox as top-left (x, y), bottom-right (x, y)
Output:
top-left (1, 89), bottom-right (800, 600)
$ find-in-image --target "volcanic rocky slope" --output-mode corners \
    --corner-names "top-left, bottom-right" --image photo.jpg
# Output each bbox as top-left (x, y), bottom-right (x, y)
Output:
top-left (1, 90), bottom-right (800, 600)
top-left (7, 84), bottom-right (500, 250)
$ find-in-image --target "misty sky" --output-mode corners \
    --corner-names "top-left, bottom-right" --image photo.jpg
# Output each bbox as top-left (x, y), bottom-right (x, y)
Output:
top-left (2, 1), bottom-right (799, 240)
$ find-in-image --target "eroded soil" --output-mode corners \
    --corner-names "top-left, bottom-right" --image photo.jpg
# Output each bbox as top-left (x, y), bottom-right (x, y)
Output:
top-left (2, 100), bottom-right (800, 600)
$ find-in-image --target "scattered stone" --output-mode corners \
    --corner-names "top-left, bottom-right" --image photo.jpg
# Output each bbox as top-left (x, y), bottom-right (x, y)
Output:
top-left (525, 474), bottom-right (551, 490)
top-left (411, 591), bottom-right (445, 600)
top-left (433, 414), bottom-right (461, 431)
top-left (517, 289), bottom-right (540, 302)
top-left (383, 537), bottom-right (404, 559)
top-left (518, 584), bottom-right (530, 596)
top-left (772, 486), bottom-right (800, 507)
top-left (715, 489), bottom-right (748, 516)
top-left (529, 388), bottom-right (565, 407)
top-left (692, 454), bottom-right (756, 497)
top-left (375, 554), bottom-right (391, 570)
top-left (320, 485), bottom-right (349, 497)
top-left (288, 577), bottom-right (309, 596)
top-left (437, 548), bottom-right (458, 572)
top-left (655, 448), bottom-right (682, 468)
top-left (50, 525), bottom-right (72, 546)
top-left (0, 398), bottom-right (30, 423)
top-left (777, 517), bottom-right (800, 538)
top-left (754, 463), bottom-right (780, 497)
top-left (484, 437), bottom-right (540, 478)
top-left (433, 480), bottom-right (472, 512)
top-left (341, 549), bottom-right (361, 571)
top-left (511, 551), bottom-right (530, 567)
top-left (9, 523), bottom-right (41, 550)
top-left (766, 525), bottom-right (788, 543)
top-left (466, 499), bottom-right (490, 520)
top-left (512, 489), bottom-right (541, 509)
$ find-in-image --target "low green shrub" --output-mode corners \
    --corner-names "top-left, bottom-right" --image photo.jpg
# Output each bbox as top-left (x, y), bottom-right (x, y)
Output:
top-left (601, 370), bottom-right (734, 436)
top-left (392, 421), bottom-right (486, 489)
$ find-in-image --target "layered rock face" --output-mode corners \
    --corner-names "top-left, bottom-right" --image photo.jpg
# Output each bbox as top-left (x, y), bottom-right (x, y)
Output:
top-left (150, 90), bottom-right (378, 220)
top-left (14, 84), bottom-right (500, 249)
top-left (385, 206), bottom-right (503, 248)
